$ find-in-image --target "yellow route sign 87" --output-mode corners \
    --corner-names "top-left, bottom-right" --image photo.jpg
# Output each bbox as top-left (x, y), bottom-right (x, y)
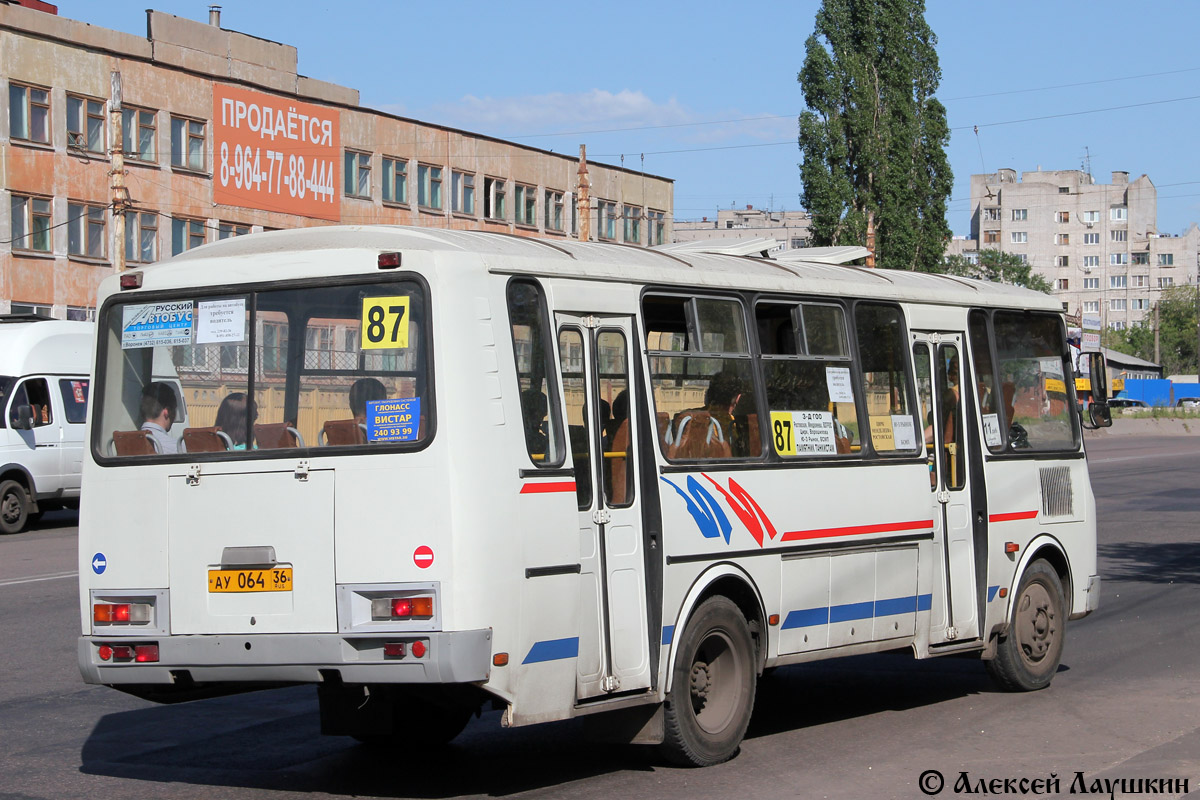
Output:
top-left (361, 296), bottom-right (410, 350)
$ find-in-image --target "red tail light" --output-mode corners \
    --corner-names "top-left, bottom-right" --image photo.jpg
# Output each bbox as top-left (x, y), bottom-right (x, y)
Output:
top-left (135, 644), bottom-right (159, 663)
top-left (371, 595), bottom-right (434, 620)
top-left (391, 598), bottom-right (413, 618)
top-left (93, 602), bottom-right (151, 625)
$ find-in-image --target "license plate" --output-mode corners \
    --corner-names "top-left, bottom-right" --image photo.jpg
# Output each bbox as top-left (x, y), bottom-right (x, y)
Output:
top-left (208, 567), bottom-right (293, 593)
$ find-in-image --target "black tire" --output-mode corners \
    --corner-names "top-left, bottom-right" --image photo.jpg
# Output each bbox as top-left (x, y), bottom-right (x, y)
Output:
top-left (0, 479), bottom-right (29, 535)
top-left (662, 596), bottom-right (756, 767)
top-left (986, 559), bottom-right (1066, 691)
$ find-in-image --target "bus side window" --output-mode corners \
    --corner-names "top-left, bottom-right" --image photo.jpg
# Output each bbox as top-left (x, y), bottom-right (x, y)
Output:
top-left (507, 279), bottom-right (564, 467)
top-left (854, 303), bottom-right (920, 455)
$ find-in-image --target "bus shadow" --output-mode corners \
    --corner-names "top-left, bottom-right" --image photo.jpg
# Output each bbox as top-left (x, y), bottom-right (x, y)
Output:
top-left (79, 654), bottom-right (999, 797)
top-left (1098, 541), bottom-right (1200, 584)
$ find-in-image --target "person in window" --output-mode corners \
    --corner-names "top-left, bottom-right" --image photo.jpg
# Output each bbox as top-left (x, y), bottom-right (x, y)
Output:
top-left (140, 381), bottom-right (178, 454)
top-left (520, 389), bottom-right (549, 456)
top-left (215, 392), bottom-right (256, 450)
top-left (349, 377), bottom-right (388, 425)
top-left (669, 371), bottom-right (742, 459)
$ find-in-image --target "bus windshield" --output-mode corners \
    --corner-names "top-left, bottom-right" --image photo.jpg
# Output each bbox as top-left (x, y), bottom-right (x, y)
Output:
top-left (93, 278), bottom-right (430, 458)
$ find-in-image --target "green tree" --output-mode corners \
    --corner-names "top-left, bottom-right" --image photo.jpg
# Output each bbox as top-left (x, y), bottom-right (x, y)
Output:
top-left (798, 0), bottom-right (952, 273)
top-left (1107, 286), bottom-right (1199, 375)
top-left (939, 249), bottom-right (1052, 293)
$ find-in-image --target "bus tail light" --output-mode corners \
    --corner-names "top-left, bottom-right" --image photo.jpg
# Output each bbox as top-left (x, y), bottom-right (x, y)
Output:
top-left (96, 643), bottom-right (159, 662)
top-left (381, 639), bottom-right (428, 660)
top-left (135, 644), bottom-right (159, 662)
top-left (371, 595), bottom-right (434, 620)
top-left (94, 602), bottom-right (151, 624)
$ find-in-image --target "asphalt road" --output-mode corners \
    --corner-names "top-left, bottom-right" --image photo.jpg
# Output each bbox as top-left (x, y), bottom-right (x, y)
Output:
top-left (2, 435), bottom-right (1199, 799)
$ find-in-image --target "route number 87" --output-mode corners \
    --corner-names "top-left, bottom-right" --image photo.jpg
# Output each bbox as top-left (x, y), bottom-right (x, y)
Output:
top-left (769, 412), bottom-right (796, 455)
top-left (361, 296), bottom-right (411, 349)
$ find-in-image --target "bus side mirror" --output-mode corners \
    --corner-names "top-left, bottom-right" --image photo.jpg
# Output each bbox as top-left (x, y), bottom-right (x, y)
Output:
top-left (1088, 352), bottom-right (1109, 402)
top-left (1088, 403), bottom-right (1111, 429)
top-left (11, 404), bottom-right (33, 430)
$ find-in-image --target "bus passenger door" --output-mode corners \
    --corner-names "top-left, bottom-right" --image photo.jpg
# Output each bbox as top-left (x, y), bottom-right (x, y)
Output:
top-left (913, 333), bottom-right (981, 644)
top-left (557, 315), bottom-right (652, 700)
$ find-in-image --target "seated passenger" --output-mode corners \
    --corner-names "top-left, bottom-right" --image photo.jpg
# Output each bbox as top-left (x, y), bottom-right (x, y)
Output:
top-left (140, 381), bottom-right (179, 455)
top-left (520, 389), bottom-right (549, 455)
top-left (349, 377), bottom-right (388, 425)
top-left (669, 371), bottom-right (742, 459)
top-left (215, 392), bottom-right (256, 450)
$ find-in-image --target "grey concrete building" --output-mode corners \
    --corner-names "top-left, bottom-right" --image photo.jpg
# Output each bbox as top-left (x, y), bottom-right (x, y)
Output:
top-left (0, 2), bottom-right (673, 319)
top-left (673, 205), bottom-right (811, 254)
top-left (947, 168), bottom-right (1200, 330)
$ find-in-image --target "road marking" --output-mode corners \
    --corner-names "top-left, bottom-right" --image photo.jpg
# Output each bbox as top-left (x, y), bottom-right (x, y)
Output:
top-left (0, 570), bottom-right (77, 588)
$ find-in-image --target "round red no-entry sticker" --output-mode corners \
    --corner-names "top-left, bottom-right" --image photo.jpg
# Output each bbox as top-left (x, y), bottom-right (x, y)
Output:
top-left (413, 545), bottom-right (434, 569)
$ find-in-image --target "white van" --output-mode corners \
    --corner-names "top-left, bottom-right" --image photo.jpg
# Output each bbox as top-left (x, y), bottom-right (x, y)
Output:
top-left (0, 316), bottom-right (93, 533)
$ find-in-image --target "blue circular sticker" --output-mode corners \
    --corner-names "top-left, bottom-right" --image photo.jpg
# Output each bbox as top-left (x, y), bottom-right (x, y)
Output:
top-left (91, 553), bottom-right (107, 575)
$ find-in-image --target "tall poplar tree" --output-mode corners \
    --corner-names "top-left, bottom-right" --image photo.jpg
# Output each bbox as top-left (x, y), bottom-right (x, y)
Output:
top-left (798, 0), bottom-right (953, 272)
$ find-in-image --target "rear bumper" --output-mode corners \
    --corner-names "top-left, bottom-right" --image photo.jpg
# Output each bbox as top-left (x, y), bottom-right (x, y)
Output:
top-left (79, 628), bottom-right (492, 687)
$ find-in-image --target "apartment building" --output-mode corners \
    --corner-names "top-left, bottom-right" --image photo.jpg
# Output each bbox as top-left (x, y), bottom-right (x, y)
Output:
top-left (948, 168), bottom-right (1200, 330)
top-left (673, 205), bottom-right (811, 253)
top-left (0, 3), bottom-right (673, 319)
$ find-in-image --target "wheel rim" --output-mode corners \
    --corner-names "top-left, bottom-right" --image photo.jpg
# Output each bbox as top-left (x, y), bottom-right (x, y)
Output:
top-left (1014, 581), bottom-right (1057, 666)
top-left (1, 491), bottom-right (21, 525)
top-left (687, 629), bottom-right (745, 735)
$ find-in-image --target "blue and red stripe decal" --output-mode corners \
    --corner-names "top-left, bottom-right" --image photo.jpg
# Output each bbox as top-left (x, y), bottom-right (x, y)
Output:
top-left (781, 519), bottom-right (935, 542)
top-left (520, 481), bottom-right (577, 495)
top-left (782, 594), bottom-right (933, 629)
top-left (988, 510), bottom-right (1038, 523)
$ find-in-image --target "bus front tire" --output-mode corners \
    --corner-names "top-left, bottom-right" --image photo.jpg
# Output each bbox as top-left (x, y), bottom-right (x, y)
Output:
top-left (986, 559), bottom-right (1065, 692)
top-left (0, 480), bottom-right (29, 535)
top-left (662, 596), bottom-right (756, 767)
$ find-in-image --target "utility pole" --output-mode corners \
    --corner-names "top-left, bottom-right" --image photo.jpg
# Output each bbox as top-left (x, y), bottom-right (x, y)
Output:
top-left (1154, 300), bottom-right (1160, 366)
top-left (109, 70), bottom-right (129, 271)
top-left (576, 145), bottom-right (590, 243)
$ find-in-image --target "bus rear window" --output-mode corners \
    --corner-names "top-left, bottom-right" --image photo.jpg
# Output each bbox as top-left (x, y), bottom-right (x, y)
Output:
top-left (94, 279), bottom-right (431, 458)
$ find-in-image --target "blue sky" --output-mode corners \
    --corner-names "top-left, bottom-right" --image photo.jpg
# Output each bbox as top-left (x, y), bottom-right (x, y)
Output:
top-left (65, 1), bottom-right (1200, 237)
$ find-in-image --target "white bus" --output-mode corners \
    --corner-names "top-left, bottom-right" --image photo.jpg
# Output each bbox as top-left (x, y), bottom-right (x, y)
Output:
top-left (78, 226), bottom-right (1108, 766)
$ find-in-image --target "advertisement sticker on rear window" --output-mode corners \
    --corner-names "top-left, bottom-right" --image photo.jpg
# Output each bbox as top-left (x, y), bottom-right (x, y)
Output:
top-left (366, 397), bottom-right (420, 442)
top-left (121, 301), bottom-right (194, 349)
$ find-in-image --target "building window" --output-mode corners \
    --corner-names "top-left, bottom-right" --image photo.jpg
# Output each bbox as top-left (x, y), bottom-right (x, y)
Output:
top-left (11, 194), bottom-right (52, 252)
top-left (1083, 300), bottom-right (1099, 313)
top-left (1111, 229), bottom-right (1126, 243)
top-left (982, 207), bottom-right (1001, 221)
top-left (125, 211), bottom-right (158, 263)
top-left (1110, 299), bottom-right (1127, 311)
top-left (1084, 232), bottom-right (1099, 245)
top-left (623, 205), bottom-right (642, 244)
top-left (983, 229), bottom-right (999, 244)
top-left (1083, 256), bottom-right (1099, 268)
top-left (1133, 275), bottom-right (1148, 288)
top-left (122, 106), bottom-right (157, 163)
top-left (1056, 279), bottom-right (1069, 290)
top-left (1159, 277), bottom-right (1175, 288)
top-left (67, 95), bottom-right (105, 154)
top-left (1083, 210), bottom-right (1100, 224)
top-left (1083, 278), bottom-right (1099, 289)
top-left (484, 177), bottom-right (507, 221)
top-left (1110, 253), bottom-right (1129, 266)
top-left (1016, 254), bottom-right (1028, 264)
top-left (1132, 252), bottom-right (1149, 265)
top-left (1110, 320), bottom-right (1126, 330)
top-left (1056, 211), bottom-right (1070, 223)
top-left (67, 306), bottom-right (94, 322)
top-left (597, 200), bottom-right (617, 240)
top-left (452, 171), bottom-right (475, 214)
top-left (67, 202), bottom-right (106, 258)
top-left (1111, 205), bottom-right (1128, 222)
top-left (10, 302), bottom-right (52, 317)
top-left (171, 217), bottom-right (206, 256)
top-left (1056, 255), bottom-right (1069, 267)
top-left (1132, 298), bottom-right (1149, 311)
top-left (1011, 208), bottom-right (1027, 221)
top-left (1056, 233), bottom-right (1070, 245)
top-left (1110, 275), bottom-right (1128, 289)
top-left (381, 157), bottom-right (407, 204)
top-left (417, 164), bottom-right (443, 210)
top-left (1058, 186), bottom-right (1070, 194)
top-left (514, 184), bottom-right (536, 226)
top-left (344, 150), bottom-right (371, 199)
top-left (648, 209), bottom-right (666, 246)
top-left (1010, 231), bottom-right (1028, 243)
top-left (9, 82), bottom-right (49, 144)
top-left (545, 190), bottom-right (564, 231)
top-left (170, 116), bottom-right (206, 171)
top-left (218, 222), bottom-right (250, 239)
top-left (1158, 253), bottom-right (1175, 266)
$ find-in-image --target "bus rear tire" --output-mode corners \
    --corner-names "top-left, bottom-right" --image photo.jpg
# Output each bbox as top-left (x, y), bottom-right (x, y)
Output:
top-left (0, 480), bottom-right (29, 535)
top-left (662, 596), bottom-right (756, 767)
top-left (986, 559), bottom-right (1065, 692)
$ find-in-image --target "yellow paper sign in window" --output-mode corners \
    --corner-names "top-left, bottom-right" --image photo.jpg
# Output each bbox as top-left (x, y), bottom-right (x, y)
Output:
top-left (769, 411), bottom-right (796, 455)
top-left (361, 296), bottom-right (410, 349)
